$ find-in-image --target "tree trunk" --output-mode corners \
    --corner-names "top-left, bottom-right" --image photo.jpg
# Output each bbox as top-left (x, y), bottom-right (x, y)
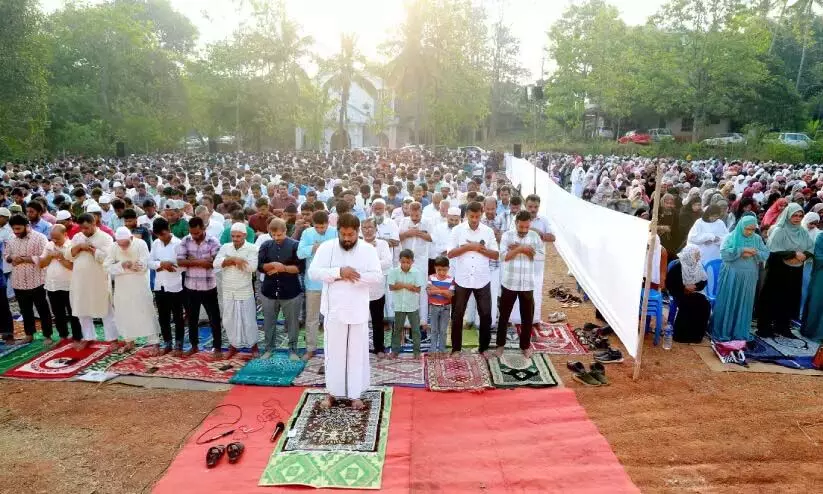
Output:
top-left (797, 40), bottom-right (808, 91)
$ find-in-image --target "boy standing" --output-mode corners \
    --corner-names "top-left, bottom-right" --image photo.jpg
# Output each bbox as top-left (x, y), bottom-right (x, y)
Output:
top-left (387, 249), bottom-right (425, 358)
top-left (427, 255), bottom-right (454, 353)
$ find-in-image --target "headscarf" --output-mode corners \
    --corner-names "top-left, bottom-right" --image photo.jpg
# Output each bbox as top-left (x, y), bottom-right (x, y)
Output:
top-left (761, 198), bottom-right (788, 228)
top-left (767, 203), bottom-right (815, 252)
top-left (678, 244), bottom-right (708, 285)
top-left (813, 203), bottom-right (823, 215)
top-left (801, 212), bottom-right (820, 242)
top-left (722, 215), bottom-right (762, 252)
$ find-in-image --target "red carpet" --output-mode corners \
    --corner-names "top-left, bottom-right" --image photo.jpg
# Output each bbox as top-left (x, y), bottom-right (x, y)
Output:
top-left (153, 387), bottom-right (636, 493)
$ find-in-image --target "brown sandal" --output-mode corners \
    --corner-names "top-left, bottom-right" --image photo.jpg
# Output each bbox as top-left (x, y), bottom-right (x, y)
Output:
top-left (226, 442), bottom-right (245, 464)
top-left (206, 444), bottom-right (226, 468)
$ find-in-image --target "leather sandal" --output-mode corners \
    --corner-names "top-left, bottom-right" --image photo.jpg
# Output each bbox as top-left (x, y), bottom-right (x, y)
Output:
top-left (206, 444), bottom-right (226, 468)
top-left (227, 442), bottom-right (245, 464)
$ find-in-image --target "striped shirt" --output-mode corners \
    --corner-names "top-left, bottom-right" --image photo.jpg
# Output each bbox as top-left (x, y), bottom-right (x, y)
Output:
top-left (176, 235), bottom-right (220, 291)
top-left (499, 230), bottom-right (545, 292)
top-left (428, 274), bottom-right (454, 306)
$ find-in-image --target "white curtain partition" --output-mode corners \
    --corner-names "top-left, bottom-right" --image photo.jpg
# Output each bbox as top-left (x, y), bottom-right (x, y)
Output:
top-left (504, 155), bottom-right (648, 357)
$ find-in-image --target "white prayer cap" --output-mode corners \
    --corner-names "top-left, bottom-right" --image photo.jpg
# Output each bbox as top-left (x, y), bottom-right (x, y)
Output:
top-left (403, 197), bottom-right (414, 203)
top-left (371, 198), bottom-right (386, 207)
top-left (115, 227), bottom-right (131, 240)
top-left (113, 182), bottom-right (123, 188)
top-left (0, 208), bottom-right (10, 218)
top-left (230, 222), bottom-right (246, 233)
top-left (447, 207), bottom-right (461, 216)
top-left (99, 195), bottom-right (111, 204)
top-left (86, 203), bottom-right (102, 214)
top-left (55, 210), bottom-right (71, 221)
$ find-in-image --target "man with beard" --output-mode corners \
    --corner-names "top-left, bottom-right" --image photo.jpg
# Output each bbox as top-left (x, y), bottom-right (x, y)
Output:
top-left (398, 202), bottom-right (432, 327)
top-left (6, 214), bottom-right (53, 344)
top-left (308, 213), bottom-right (383, 409)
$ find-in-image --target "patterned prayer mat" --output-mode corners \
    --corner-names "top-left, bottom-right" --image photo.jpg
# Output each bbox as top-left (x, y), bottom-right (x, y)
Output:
top-left (0, 341), bottom-right (44, 375)
top-left (514, 322), bottom-right (588, 355)
top-left (0, 342), bottom-right (29, 360)
top-left (292, 356), bottom-right (325, 387)
top-left (371, 355), bottom-right (425, 387)
top-left (424, 353), bottom-right (493, 392)
top-left (109, 348), bottom-right (250, 383)
top-left (3, 341), bottom-right (111, 380)
top-left (229, 356), bottom-right (305, 386)
top-left (760, 330), bottom-right (820, 358)
top-left (259, 387), bottom-right (392, 489)
top-left (487, 352), bottom-right (560, 388)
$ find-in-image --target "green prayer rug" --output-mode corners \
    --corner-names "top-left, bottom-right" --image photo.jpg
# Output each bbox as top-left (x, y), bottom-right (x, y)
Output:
top-left (259, 387), bottom-right (392, 490)
top-left (229, 356), bottom-right (305, 386)
top-left (487, 352), bottom-right (560, 388)
top-left (0, 340), bottom-right (45, 375)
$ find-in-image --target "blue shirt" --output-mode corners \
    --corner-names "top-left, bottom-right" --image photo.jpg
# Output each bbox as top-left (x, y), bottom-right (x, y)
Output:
top-left (32, 218), bottom-right (52, 237)
top-left (296, 226), bottom-right (338, 291)
top-left (257, 237), bottom-right (302, 300)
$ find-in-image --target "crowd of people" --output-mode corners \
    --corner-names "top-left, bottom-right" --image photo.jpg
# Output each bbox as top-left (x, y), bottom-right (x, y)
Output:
top-left (0, 148), bottom-right (555, 397)
top-left (542, 153), bottom-right (823, 349)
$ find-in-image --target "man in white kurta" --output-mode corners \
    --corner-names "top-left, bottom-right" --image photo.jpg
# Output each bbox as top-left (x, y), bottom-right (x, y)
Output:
top-left (371, 199), bottom-right (400, 317)
top-left (398, 202), bottom-right (432, 327)
top-left (308, 213), bottom-right (382, 409)
top-left (213, 223), bottom-right (260, 358)
top-left (104, 227), bottom-right (159, 352)
top-left (67, 215), bottom-right (118, 344)
top-left (571, 162), bottom-right (586, 198)
top-left (525, 195), bottom-right (555, 323)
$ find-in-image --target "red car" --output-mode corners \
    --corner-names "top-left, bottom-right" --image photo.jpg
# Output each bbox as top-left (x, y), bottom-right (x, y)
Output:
top-left (617, 130), bottom-right (651, 145)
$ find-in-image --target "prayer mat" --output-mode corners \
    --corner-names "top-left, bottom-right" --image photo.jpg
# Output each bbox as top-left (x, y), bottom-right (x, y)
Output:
top-left (424, 353), bottom-right (493, 392)
top-left (515, 322), bottom-right (588, 355)
top-left (0, 341), bottom-right (44, 374)
top-left (292, 356), bottom-right (326, 387)
top-left (371, 355), bottom-right (425, 387)
top-left (229, 356), bottom-right (305, 386)
top-left (488, 352), bottom-right (560, 388)
top-left (761, 330), bottom-right (820, 358)
top-left (0, 342), bottom-right (29, 359)
top-left (259, 387), bottom-right (392, 489)
top-left (109, 347), bottom-right (250, 383)
top-left (3, 340), bottom-right (111, 380)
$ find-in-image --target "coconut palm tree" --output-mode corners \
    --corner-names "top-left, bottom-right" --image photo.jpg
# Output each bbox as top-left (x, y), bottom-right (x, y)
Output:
top-left (318, 34), bottom-right (376, 149)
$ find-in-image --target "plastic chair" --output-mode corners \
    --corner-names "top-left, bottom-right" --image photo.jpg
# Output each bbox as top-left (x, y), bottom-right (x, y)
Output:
top-left (665, 260), bottom-right (679, 327)
top-left (704, 259), bottom-right (722, 309)
top-left (640, 288), bottom-right (665, 345)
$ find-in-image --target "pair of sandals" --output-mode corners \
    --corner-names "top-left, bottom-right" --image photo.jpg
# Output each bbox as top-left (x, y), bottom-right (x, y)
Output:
top-left (548, 312), bottom-right (566, 323)
top-left (567, 361), bottom-right (609, 386)
top-left (206, 442), bottom-right (245, 468)
top-left (573, 327), bottom-right (611, 351)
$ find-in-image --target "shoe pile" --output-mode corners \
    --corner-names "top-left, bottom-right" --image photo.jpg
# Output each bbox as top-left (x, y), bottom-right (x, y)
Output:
top-left (567, 361), bottom-right (609, 386)
top-left (548, 287), bottom-right (583, 308)
top-left (573, 323), bottom-right (612, 351)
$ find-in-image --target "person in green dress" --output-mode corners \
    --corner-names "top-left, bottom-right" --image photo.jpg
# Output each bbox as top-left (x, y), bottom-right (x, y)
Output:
top-left (801, 232), bottom-right (823, 341)
top-left (710, 215), bottom-right (769, 342)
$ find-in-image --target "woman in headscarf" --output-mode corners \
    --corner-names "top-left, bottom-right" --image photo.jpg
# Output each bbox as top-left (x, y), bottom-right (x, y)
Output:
top-left (666, 245), bottom-right (711, 343)
top-left (733, 197), bottom-right (757, 227)
top-left (756, 203), bottom-right (815, 338)
top-left (799, 212), bottom-right (820, 317)
top-left (687, 205), bottom-right (728, 264)
top-left (801, 222), bottom-right (823, 340)
top-left (658, 193), bottom-right (680, 255)
top-left (761, 197), bottom-right (787, 231)
top-left (592, 177), bottom-right (615, 206)
top-left (711, 216), bottom-right (769, 342)
top-left (677, 195), bottom-right (703, 250)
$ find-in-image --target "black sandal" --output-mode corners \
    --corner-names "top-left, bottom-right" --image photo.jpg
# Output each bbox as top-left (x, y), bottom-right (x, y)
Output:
top-left (206, 444), bottom-right (226, 468)
top-left (227, 442), bottom-right (245, 464)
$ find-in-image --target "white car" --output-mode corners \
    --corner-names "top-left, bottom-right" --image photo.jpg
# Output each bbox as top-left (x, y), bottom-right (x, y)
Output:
top-left (458, 146), bottom-right (486, 155)
top-left (702, 133), bottom-right (746, 146)
top-left (778, 132), bottom-right (812, 148)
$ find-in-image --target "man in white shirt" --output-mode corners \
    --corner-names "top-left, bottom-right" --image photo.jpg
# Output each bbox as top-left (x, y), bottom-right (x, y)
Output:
top-left (422, 193), bottom-right (442, 222)
top-left (149, 218), bottom-right (185, 355)
top-left (524, 194), bottom-right (556, 322)
top-left (447, 201), bottom-right (499, 355)
top-left (399, 201), bottom-right (432, 327)
top-left (308, 213), bottom-right (383, 409)
top-left (361, 217), bottom-right (393, 357)
top-left (0, 208), bottom-right (13, 299)
top-left (38, 225), bottom-right (80, 342)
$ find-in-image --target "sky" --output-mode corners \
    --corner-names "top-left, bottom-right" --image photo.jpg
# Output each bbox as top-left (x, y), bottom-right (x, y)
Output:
top-left (39, 0), bottom-right (669, 81)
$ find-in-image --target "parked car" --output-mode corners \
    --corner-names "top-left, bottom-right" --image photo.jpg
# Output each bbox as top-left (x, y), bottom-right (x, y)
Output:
top-left (648, 128), bottom-right (674, 142)
top-left (701, 133), bottom-right (746, 146)
top-left (617, 130), bottom-right (651, 145)
top-left (593, 127), bottom-right (614, 139)
top-left (458, 145), bottom-right (486, 155)
top-left (777, 132), bottom-right (813, 148)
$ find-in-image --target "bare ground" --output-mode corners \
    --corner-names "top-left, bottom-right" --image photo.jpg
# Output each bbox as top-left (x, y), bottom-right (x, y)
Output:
top-left (0, 246), bottom-right (822, 493)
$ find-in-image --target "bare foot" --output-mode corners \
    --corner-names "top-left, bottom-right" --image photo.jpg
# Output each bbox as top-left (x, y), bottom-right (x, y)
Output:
top-left (376, 352), bottom-right (385, 359)
top-left (161, 345), bottom-right (173, 355)
top-left (261, 351), bottom-right (272, 360)
top-left (171, 349), bottom-right (183, 357)
top-left (146, 345), bottom-right (161, 357)
top-left (183, 348), bottom-right (198, 357)
top-left (319, 395), bottom-right (335, 409)
top-left (225, 347), bottom-right (238, 360)
top-left (289, 352), bottom-right (299, 361)
top-left (22, 335), bottom-right (34, 344)
top-left (522, 347), bottom-right (534, 359)
top-left (351, 399), bottom-right (366, 410)
top-left (494, 347), bottom-right (505, 358)
top-left (43, 338), bottom-right (55, 347)
top-left (251, 349), bottom-right (260, 358)
top-left (212, 350), bottom-right (224, 361)
top-left (302, 351), bottom-right (314, 361)
top-left (75, 340), bottom-right (90, 351)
